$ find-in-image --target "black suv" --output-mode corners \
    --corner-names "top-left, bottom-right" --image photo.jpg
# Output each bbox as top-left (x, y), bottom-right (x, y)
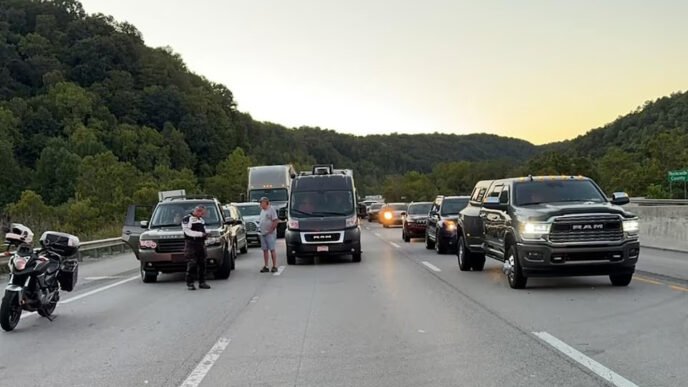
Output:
top-left (425, 196), bottom-right (470, 254)
top-left (457, 176), bottom-right (640, 289)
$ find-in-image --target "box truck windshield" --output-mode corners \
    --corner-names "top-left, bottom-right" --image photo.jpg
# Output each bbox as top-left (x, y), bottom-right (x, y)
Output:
top-left (248, 189), bottom-right (288, 203)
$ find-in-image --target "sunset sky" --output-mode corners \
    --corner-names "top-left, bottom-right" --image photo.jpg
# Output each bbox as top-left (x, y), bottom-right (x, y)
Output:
top-left (80, 0), bottom-right (688, 145)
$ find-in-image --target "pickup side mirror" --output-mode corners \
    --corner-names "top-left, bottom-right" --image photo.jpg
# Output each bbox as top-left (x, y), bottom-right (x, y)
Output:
top-left (140, 220), bottom-right (149, 228)
top-left (278, 207), bottom-right (287, 221)
top-left (483, 197), bottom-right (508, 211)
top-left (611, 192), bottom-right (630, 206)
top-left (224, 217), bottom-right (235, 225)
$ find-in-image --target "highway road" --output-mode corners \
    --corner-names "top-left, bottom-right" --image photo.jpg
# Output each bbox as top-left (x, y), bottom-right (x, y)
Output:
top-left (0, 224), bottom-right (686, 387)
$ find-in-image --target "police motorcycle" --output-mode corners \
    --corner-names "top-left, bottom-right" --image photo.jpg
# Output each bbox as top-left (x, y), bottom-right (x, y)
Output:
top-left (1, 223), bottom-right (80, 332)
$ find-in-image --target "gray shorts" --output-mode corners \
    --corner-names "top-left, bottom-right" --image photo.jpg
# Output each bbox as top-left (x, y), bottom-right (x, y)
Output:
top-left (259, 233), bottom-right (277, 251)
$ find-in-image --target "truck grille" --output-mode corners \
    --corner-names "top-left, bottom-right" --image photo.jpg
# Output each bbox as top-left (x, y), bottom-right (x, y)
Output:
top-left (156, 239), bottom-right (186, 253)
top-left (246, 222), bottom-right (258, 232)
top-left (549, 215), bottom-right (623, 243)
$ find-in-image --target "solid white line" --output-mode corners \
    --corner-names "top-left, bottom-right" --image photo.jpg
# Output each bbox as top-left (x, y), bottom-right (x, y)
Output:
top-left (273, 266), bottom-right (285, 276)
top-left (180, 337), bottom-right (231, 387)
top-left (20, 275), bottom-right (138, 320)
top-left (85, 276), bottom-right (125, 280)
top-left (390, 242), bottom-right (401, 248)
top-left (421, 261), bottom-right (441, 272)
top-left (533, 332), bottom-right (638, 387)
top-left (374, 232), bottom-right (382, 237)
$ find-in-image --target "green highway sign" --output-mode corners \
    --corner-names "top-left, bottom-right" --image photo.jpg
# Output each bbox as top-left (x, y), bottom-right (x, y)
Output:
top-left (668, 170), bottom-right (688, 182)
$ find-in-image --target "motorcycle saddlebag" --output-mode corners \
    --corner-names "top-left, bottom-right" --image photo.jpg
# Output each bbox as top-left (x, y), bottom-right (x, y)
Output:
top-left (58, 259), bottom-right (78, 292)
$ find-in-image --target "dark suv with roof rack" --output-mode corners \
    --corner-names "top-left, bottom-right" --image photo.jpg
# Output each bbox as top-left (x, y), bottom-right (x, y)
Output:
top-left (457, 176), bottom-right (640, 289)
top-left (122, 194), bottom-right (236, 283)
top-left (425, 195), bottom-right (470, 254)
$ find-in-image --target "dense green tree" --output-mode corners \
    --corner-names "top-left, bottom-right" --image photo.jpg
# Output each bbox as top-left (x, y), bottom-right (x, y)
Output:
top-left (34, 142), bottom-right (81, 205)
top-left (204, 147), bottom-right (253, 203)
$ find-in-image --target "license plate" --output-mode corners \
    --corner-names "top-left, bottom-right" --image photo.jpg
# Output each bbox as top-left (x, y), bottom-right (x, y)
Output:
top-left (317, 246), bottom-right (329, 252)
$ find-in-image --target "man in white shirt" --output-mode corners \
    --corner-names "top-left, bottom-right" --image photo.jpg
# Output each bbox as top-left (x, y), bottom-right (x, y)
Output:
top-left (258, 197), bottom-right (279, 273)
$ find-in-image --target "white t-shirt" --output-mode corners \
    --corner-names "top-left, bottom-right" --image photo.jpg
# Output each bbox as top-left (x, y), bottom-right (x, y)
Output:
top-left (259, 206), bottom-right (278, 235)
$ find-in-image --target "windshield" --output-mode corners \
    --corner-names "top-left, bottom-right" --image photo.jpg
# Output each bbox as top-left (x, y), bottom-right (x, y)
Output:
top-left (150, 202), bottom-right (221, 228)
top-left (248, 189), bottom-right (288, 203)
top-left (408, 203), bottom-right (432, 215)
top-left (514, 180), bottom-right (606, 206)
top-left (290, 190), bottom-right (355, 217)
top-left (385, 203), bottom-right (408, 211)
top-left (441, 199), bottom-right (468, 216)
top-left (236, 205), bottom-right (261, 217)
top-left (370, 203), bottom-right (383, 211)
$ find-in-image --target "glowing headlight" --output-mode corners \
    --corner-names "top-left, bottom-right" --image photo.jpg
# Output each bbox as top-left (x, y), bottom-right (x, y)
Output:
top-left (623, 219), bottom-right (639, 233)
top-left (205, 237), bottom-right (221, 246)
top-left (383, 212), bottom-right (393, 220)
top-left (345, 215), bottom-right (358, 228)
top-left (522, 222), bottom-right (551, 239)
top-left (444, 221), bottom-right (457, 231)
top-left (139, 240), bottom-right (157, 249)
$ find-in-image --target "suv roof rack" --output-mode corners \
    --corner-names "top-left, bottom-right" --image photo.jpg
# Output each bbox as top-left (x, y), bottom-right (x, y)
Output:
top-left (162, 194), bottom-right (216, 202)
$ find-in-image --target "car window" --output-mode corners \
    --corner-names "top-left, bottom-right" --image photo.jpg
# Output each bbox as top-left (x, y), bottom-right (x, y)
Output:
top-left (486, 185), bottom-right (503, 200)
top-left (150, 202), bottom-right (220, 228)
top-left (514, 180), bottom-right (606, 206)
top-left (499, 186), bottom-right (510, 204)
top-left (440, 199), bottom-right (469, 216)
top-left (236, 205), bottom-right (261, 217)
top-left (408, 203), bottom-right (432, 215)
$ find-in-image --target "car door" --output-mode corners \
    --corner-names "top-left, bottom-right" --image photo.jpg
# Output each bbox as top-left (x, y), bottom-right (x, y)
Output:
top-left (495, 185), bottom-right (512, 257)
top-left (427, 199), bottom-right (441, 241)
top-left (122, 205), bottom-right (152, 259)
top-left (480, 184), bottom-right (504, 258)
top-left (231, 206), bottom-right (247, 247)
top-left (462, 184), bottom-right (489, 248)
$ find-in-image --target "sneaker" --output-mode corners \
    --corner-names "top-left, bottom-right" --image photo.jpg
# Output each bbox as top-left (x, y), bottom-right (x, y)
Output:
top-left (199, 283), bottom-right (211, 290)
top-left (271, 267), bottom-right (278, 273)
top-left (187, 284), bottom-right (196, 291)
top-left (260, 267), bottom-right (269, 273)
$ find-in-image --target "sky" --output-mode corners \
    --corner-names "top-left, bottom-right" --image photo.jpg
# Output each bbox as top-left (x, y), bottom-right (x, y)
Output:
top-left (80, 0), bottom-right (688, 145)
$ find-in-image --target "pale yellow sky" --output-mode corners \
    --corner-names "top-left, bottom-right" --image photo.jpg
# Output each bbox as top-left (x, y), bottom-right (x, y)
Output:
top-left (81, 0), bottom-right (688, 145)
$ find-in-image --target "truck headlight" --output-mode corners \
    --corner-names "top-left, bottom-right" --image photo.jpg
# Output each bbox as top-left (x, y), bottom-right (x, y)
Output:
top-left (288, 219), bottom-right (299, 230)
top-left (522, 222), bottom-right (551, 240)
top-left (205, 237), bottom-right (221, 246)
top-left (139, 240), bottom-right (157, 249)
top-left (383, 212), bottom-right (393, 220)
top-left (346, 215), bottom-right (358, 228)
top-left (444, 221), bottom-right (456, 231)
top-left (623, 219), bottom-right (639, 234)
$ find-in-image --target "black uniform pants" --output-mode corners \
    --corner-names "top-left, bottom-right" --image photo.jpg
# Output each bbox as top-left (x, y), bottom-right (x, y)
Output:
top-left (185, 243), bottom-right (207, 284)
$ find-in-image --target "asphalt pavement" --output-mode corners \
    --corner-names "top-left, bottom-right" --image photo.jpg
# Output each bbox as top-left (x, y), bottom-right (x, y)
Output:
top-left (0, 225), bottom-right (685, 387)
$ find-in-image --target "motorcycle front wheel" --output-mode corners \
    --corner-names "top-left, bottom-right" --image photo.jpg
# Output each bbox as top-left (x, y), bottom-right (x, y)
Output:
top-left (1, 292), bottom-right (22, 332)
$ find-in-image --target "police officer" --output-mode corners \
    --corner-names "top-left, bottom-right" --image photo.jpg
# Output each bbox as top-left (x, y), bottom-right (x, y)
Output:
top-left (182, 205), bottom-right (211, 290)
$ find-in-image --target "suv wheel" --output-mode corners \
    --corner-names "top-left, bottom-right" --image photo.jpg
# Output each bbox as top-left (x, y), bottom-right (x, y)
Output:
top-left (471, 255), bottom-right (486, 271)
top-left (505, 246), bottom-right (527, 289)
top-left (457, 236), bottom-right (472, 271)
top-left (141, 263), bottom-right (158, 283)
top-left (403, 229), bottom-right (411, 243)
top-left (215, 249), bottom-right (231, 279)
top-left (425, 232), bottom-right (435, 250)
top-left (609, 273), bottom-right (633, 286)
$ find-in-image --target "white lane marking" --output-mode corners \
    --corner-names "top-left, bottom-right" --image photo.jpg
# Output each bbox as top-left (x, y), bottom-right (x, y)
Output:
top-left (417, 329), bottom-right (426, 334)
top-left (20, 275), bottom-right (138, 320)
top-left (390, 242), bottom-right (401, 248)
top-left (421, 261), bottom-right (441, 272)
top-left (249, 296), bottom-right (259, 304)
top-left (273, 266), bottom-right (285, 276)
top-left (60, 275), bottom-right (139, 305)
top-left (180, 337), bottom-right (231, 387)
top-left (374, 233), bottom-right (382, 237)
top-left (533, 332), bottom-right (638, 387)
top-left (365, 227), bottom-right (370, 230)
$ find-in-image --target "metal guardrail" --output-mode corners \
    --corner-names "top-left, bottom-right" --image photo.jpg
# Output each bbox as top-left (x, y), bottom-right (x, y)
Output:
top-left (630, 198), bottom-right (688, 206)
top-left (1, 237), bottom-right (128, 267)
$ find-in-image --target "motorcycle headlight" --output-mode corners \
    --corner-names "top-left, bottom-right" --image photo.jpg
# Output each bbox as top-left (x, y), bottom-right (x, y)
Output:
top-left (623, 219), bottom-right (639, 234)
top-left (12, 256), bottom-right (27, 271)
top-left (139, 240), bottom-right (157, 249)
top-left (522, 222), bottom-right (551, 240)
top-left (346, 215), bottom-right (358, 228)
top-left (205, 237), bottom-right (222, 246)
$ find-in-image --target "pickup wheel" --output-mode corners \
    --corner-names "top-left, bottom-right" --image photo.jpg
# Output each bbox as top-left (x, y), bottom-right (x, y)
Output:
top-left (609, 273), bottom-right (633, 287)
top-left (505, 246), bottom-right (527, 289)
top-left (457, 236), bottom-right (472, 271)
top-left (215, 249), bottom-right (231, 279)
top-left (425, 232), bottom-right (435, 250)
top-left (471, 255), bottom-right (486, 271)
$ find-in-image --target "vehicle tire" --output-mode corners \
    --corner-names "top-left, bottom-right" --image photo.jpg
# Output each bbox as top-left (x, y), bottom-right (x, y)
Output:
top-left (352, 252), bottom-right (362, 263)
top-left (38, 290), bottom-right (59, 318)
top-left (141, 263), bottom-right (158, 283)
top-left (230, 243), bottom-right (237, 271)
top-left (471, 255), bottom-right (486, 271)
top-left (505, 246), bottom-right (527, 289)
top-left (457, 236), bottom-right (472, 271)
top-left (240, 240), bottom-right (248, 255)
top-left (215, 249), bottom-right (232, 279)
top-left (609, 273), bottom-right (633, 287)
top-left (425, 232), bottom-right (435, 250)
top-left (403, 230), bottom-right (411, 243)
top-left (287, 253), bottom-right (296, 265)
top-left (0, 292), bottom-right (21, 332)
top-left (435, 232), bottom-right (447, 254)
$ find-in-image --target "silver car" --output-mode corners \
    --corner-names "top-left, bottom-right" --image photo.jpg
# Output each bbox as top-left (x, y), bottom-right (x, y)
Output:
top-left (233, 202), bottom-right (262, 247)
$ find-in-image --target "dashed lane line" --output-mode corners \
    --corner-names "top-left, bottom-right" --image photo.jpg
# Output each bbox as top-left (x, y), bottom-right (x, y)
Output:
top-left (421, 261), bottom-right (441, 272)
top-left (179, 337), bottom-right (231, 387)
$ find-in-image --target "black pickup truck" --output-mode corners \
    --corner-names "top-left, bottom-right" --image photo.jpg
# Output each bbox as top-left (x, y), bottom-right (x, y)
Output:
top-left (457, 176), bottom-right (640, 289)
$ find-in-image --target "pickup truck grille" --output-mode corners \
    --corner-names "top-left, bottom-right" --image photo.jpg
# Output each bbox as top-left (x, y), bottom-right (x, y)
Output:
top-left (246, 222), bottom-right (258, 232)
top-left (156, 239), bottom-right (186, 253)
top-left (549, 215), bottom-right (623, 243)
